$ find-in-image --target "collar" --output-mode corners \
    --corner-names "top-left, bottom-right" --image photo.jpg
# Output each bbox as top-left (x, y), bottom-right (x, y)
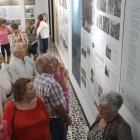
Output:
top-left (41, 73), bottom-right (54, 78)
top-left (12, 56), bottom-right (25, 63)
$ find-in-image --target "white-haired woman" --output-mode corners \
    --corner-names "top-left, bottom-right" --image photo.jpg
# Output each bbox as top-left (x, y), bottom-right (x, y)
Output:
top-left (87, 91), bottom-right (133, 140)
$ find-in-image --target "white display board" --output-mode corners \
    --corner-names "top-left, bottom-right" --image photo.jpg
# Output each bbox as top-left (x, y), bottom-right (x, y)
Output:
top-left (54, 0), bottom-right (140, 139)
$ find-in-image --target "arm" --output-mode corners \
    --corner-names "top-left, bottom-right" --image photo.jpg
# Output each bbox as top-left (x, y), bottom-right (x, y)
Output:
top-left (117, 123), bottom-right (133, 140)
top-left (48, 83), bottom-right (72, 126)
top-left (36, 21), bottom-right (44, 39)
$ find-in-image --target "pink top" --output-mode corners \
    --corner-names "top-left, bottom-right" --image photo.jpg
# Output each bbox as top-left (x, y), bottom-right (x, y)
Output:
top-left (0, 26), bottom-right (10, 45)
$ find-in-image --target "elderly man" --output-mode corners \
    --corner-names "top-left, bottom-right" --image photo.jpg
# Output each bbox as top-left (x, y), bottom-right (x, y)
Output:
top-left (33, 54), bottom-right (72, 140)
top-left (7, 44), bottom-right (35, 83)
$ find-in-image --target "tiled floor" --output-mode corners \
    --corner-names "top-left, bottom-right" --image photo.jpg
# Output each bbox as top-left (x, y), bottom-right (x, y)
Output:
top-left (49, 41), bottom-right (89, 140)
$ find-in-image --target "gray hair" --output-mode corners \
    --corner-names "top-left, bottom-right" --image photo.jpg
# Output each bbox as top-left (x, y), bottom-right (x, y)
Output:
top-left (98, 91), bottom-right (123, 112)
top-left (11, 43), bottom-right (24, 56)
top-left (35, 53), bottom-right (54, 74)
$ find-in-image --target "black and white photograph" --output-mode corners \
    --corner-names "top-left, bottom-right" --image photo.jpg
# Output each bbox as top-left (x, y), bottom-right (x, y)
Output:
top-left (0, 0), bottom-right (19, 6)
top-left (97, 0), bottom-right (106, 12)
top-left (106, 44), bottom-right (111, 60)
top-left (92, 42), bottom-right (95, 48)
top-left (82, 0), bottom-right (95, 33)
top-left (87, 46), bottom-right (90, 56)
top-left (81, 48), bottom-right (87, 58)
top-left (96, 14), bottom-right (102, 30)
top-left (81, 67), bottom-right (86, 79)
top-left (91, 68), bottom-right (94, 83)
top-left (103, 16), bottom-right (110, 34)
top-left (59, 0), bottom-right (67, 9)
top-left (81, 75), bottom-right (86, 88)
top-left (114, 0), bottom-right (121, 17)
top-left (26, 7), bottom-right (34, 13)
top-left (107, 0), bottom-right (114, 15)
top-left (105, 65), bottom-right (110, 77)
top-left (97, 83), bottom-right (103, 97)
top-left (6, 19), bottom-right (21, 26)
top-left (110, 20), bottom-right (120, 40)
top-left (25, 0), bottom-right (35, 5)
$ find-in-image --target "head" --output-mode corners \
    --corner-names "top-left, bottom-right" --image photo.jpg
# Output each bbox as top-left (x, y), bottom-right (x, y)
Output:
top-left (38, 13), bottom-right (47, 22)
top-left (98, 91), bottom-right (123, 121)
top-left (13, 78), bottom-right (36, 102)
top-left (11, 44), bottom-right (26, 60)
top-left (35, 54), bottom-right (55, 74)
top-left (11, 23), bottom-right (19, 34)
top-left (27, 20), bottom-right (34, 28)
top-left (0, 18), bottom-right (6, 28)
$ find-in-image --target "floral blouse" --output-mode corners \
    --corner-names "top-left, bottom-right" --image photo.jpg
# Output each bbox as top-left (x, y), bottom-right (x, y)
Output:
top-left (12, 31), bottom-right (29, 46)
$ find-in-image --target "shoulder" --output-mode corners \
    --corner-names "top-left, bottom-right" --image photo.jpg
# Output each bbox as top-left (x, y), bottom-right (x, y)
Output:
top-left (5, 100), bottom-right (14, 109)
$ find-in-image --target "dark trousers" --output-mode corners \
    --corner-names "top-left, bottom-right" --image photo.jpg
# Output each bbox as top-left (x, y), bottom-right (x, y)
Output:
top-left (1, 43), bottom-right (11, 57)
top-left (49, 117), bottom-right (67, 140)
top-left (42, 38), bottom-right (48, 53)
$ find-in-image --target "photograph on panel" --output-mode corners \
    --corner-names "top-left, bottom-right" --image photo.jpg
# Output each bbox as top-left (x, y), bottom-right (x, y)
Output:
top-left (82, 0), bottom-right (95, 33)
top-left (107, 0), bottom-right (114, 15)
top-left (81, 47), bottom-right (87, 58)
top-left (97, 83), bottom-right (103, 98)
top-left (0, 0), bottom-right (19, 6)
top-left (26, 7), bottom-right (34, 13)
top-left (6, 20), bottom-right (21, 26)
top-left (110, 20), bottom-right (120, 40)
top-left (81, 67), bottom-right (86, 79)
top-left (25, 0), bottom-right (35, 5)
top-left (96, 14), bottom-right (102, 30)
top-left (106, 44), bottom-right (111, 60)
top-left (91, 68), bottom-right (94, 83)
top-left (105, 65), bottom-right (110, 78)
top-left (114, 0), bottom-right (121, 17)
top-left (102, 16), bottom-right (110, 34)
top-left (97, 0), bottom-right (107, 12)
top-left (81, 75), bottom-right (86, 88)
top-left (87, 46), bottom-right (91, 56)
top-left (92, 42), bottom-right (95, 48)
top-left (59, 0), bottom-right (67, 9)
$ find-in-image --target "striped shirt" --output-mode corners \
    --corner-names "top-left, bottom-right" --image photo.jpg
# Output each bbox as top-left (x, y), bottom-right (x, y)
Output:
top-left (33, 73), bottom-right (66, 118)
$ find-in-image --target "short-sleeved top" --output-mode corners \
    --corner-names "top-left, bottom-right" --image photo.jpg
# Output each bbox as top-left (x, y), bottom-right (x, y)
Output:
top-left (33, 73), bottom-right (66, 118)
top-left (0, 26), bottom-right (10, 45)
top-left (3, 97), bottom-right (51, 140)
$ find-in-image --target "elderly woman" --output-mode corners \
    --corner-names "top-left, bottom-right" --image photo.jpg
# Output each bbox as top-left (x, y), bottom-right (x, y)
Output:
top-left (87, 91), bottom-right (133, 140)
top-left (3, 78), bottom-right (51, 140)
top-left (11, 23), bottom-right (29, 47)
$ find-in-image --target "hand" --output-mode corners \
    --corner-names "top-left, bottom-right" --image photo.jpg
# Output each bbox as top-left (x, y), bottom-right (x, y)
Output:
top-left (64, 114), bottom-right (72, 126)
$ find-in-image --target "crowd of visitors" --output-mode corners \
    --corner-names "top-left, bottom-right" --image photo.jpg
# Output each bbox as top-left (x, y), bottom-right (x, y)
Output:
top-left (0, 12), bottom-right (133, 140)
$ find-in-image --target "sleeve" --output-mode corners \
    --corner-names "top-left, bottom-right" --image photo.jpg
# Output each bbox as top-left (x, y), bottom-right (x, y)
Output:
top-left (2, 101), bottom-right (14, 125)
top-left (45, 82), bottom-right (65, 107)
top-left (117, 123), bottom-right (133, 140)
top-left (37, 21), bottom-right (44, 35)
top-left (7, 65), bottom-right (19, 83)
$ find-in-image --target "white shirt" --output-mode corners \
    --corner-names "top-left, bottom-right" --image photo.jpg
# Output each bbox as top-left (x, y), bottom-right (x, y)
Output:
top-left (37, 21), bottom-right (49, 39)
top-left (7, 56), bottom-right (35, 83)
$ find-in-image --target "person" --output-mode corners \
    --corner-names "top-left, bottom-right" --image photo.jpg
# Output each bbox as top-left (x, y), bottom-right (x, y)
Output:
top-left (36, 14), bottom-right (49, 53)
top-left (33, 54), bottom-right (72, 140)
top-left (26, 20), bottom-right (38, 60)
top-left (87, 91), bottom-right (133, 140)
top-left (0, 18), bottom-right (12, 63)
top-left (11, 23), bottom-right (29, 48)
top-left (3, 78), bottom-right (51, 140)
top-left (7, 44), bottom-right (36, 83)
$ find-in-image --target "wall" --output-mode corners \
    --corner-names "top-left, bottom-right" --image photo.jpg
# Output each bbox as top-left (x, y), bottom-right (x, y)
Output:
top-left (53, 0), bottom-right (140, 139)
